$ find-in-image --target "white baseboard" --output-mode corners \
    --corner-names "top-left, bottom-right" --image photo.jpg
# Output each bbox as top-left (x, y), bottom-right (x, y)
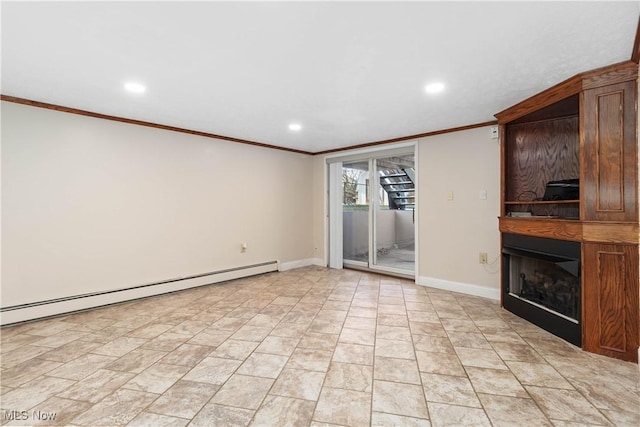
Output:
top-left (279, 258), bottom-right (326, 271)
top-left (417, 276), bottom-right (500, 300)
top-left (1, 261), bottom-right (278, 326)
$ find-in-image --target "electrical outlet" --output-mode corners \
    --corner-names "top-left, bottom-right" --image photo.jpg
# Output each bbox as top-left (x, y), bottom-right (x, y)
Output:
top-left (479, 252), bottom-right (488, 264)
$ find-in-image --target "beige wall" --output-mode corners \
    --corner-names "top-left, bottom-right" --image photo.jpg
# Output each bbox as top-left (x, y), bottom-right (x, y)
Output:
top-left (1, 102), bottom-right (314, 307)
top-left (417, 126), bottom-right (500, 292)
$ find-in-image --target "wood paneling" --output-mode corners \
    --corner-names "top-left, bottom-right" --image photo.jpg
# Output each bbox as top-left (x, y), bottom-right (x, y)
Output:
top-left (582, 222), bottom-right (640, 244)
top-left (582, 81), bottom-right (638, 222)
top-left (504, 116), bottom-right (579, 202)
top-left (499, 217), bottom-right (582, 241)
top-left (583, 243), bottom-right (639, 362)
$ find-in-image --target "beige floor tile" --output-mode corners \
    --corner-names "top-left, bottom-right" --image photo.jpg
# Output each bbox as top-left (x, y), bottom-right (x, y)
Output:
top-left (348, 306), bottom-right (378, 318)
top-left (125, 323), bottom-right (174, 339)
top-left (455, 347), bottom-right (508, 370)
top-left (6, 396), bottom-right (92, 426)
top-left (3, 267), bottom-right (637, 427)
top-left (446, 331), bottom-right (492, 349)
top-left (38, 340), bottom-right (101, 363)
top-left (377, 325), bottom-right (412, 341)
top-left (127, 412), bottom-right (188, 426)
top-left (250, 395), bottom-right (315, 427)
top-left (343, 316), bottom-right (377, 330)
top-left (141, 332), bottom-right (191, 352)
top-left (412, 334), bottom-right (454, 354)
top-left (287, 348), bottom-right (333, 372)
top-left (56, 368), bottom-right (134, 403)
top-left (209, 339), bottom-right (259, 360)
top-left (407, 310), bottom-right (441, 323)
top-left (187, 328), bottom-right (233, 347)
top-left (297, 333), bottom-right (339, 351)
top-left (184, 403), bottom-right (255, 427)
top-left (374, 356), bottom-right (421, 384)
top-left (237, 352), bottom-right (289, 378)
top-left (230, 325), bottom-right (273, 341)
top-left (421, 372), bottom-right (481, 408)
top-left (526, 386), bottom-right (611, 425)
top-left (167, 319), bottom-right (210, 336)
top-left (71, 388), bottom-right (157, 426)
top-left (0, 345), bottom-right (52, 369)
top-left (375, 338), bottom-right (416, 359)
top-left (409, 321), bottom-right (447, 337)
top-left (159, 343), bottom-right (213, 367)
top-left (371, 412), bottom-right (431, 427)
top-left (507, 361), bottom-right (574, 389)
top-left (210, 374), bottom-right (273, 410)
top-left (465, 366), bottom-right (528, 398)
top-left (271, 368), bottom-right (326, 400)
top-left (0, 375), bottom-right (75, 410)
top-left (308, 319), bottom-right (343, 335)
top-left (313, 387), bottom-right (371, 426)
top-left (1, 358), bottom-right (63, 387)
top-left (106, 348), bottom-right (167, 373)
top-left (254, 335), bottom-right (299, 356)
top-left (372, 380), bottom-right (429, 418)
top-left (182, 356), bottom-right (242, 385)
top-left (332, 343), bottom-right (374, 365)
top-left (324, 362), bottom-right (373, 392)
top-left (338, 327), bottom-right (375, 345)
top-left (91, 336), bottom-right (147, 357)
top-left (478, 393), bottom-right (553, 427)
top-left (428, 402), bottom-right (492, 427)
top-left (30, 331), bottom-right (88, 349)
top-left (146, 379), bottom-right (219, 418)
top-left (491, 341), bottom-right (546, 362)
top-left (270, 322), bottom-right (308, 338)
top-left (46, 353), bottom-right (116, 381)
top-left (122, 363), bottom-right (190, 394)
top-left (415, 350), bottom-right (466, 376)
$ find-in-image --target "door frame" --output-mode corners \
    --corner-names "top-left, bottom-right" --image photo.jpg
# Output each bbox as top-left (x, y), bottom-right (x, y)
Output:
top-left (325, 142), bottom-right (419, 279)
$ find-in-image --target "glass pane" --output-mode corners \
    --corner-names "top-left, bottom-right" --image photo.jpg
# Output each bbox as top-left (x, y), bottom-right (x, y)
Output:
top-left (342, 161), bottom-right (369, 263)
top-left (374, 155), bottom-right (415, 272)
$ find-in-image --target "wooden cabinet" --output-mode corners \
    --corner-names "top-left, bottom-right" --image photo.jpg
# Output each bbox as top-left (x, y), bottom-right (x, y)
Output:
top-left (583, 243), bottom-right (639, 361)
top-left (496, 61), bottom-right (639, 362)
top-left (582, 80), bottom-right (638, 222)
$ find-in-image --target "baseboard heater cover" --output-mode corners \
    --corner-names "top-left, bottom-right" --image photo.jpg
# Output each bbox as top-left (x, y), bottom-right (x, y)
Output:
top-left (1, 261), bottom-right (278, 326)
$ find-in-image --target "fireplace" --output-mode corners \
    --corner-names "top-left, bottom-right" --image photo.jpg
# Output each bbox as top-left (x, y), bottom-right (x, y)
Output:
top-left (502, 233), bottom-right (581, 346)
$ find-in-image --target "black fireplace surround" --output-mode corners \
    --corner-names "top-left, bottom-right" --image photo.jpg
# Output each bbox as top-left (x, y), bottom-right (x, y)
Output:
top-left (502, 233), bottom-right (581, 346)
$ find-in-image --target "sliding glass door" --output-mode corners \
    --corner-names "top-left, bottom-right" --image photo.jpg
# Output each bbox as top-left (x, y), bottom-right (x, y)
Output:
top-left (372, 155), bottom-right (415, 272)
top-left (342, 161), bottom-right (369, 265)
top-left (339, 151), bottom-right (415, 276)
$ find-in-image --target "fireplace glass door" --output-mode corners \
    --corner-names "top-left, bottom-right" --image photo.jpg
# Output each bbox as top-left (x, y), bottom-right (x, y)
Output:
top-left (507, 252), bottom-right (580, 322)
top-left (502, 234), bottom-right (581, 346)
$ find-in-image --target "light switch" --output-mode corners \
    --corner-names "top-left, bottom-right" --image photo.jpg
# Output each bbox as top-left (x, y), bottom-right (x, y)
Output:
top-left (447, 191), bottom-right (454, 201)
top-left (479, 189), bottom-right (487, 200)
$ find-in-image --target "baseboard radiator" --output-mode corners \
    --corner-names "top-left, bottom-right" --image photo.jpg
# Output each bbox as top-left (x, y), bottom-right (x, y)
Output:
top-left (0, 261), bottom-right (278, 326)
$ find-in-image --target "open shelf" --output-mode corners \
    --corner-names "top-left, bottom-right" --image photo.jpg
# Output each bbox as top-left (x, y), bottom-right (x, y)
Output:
top-left (505, 200), bottom-right (578, 205)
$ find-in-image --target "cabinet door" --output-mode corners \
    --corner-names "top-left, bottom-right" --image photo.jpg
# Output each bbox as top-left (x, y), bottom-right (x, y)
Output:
top-left (583, 243), bottom-right (639, 362)
top-left (582, 81), bottom-right (638, 222)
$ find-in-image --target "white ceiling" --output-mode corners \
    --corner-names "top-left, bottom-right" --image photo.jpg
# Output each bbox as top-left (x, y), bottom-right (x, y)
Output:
top-left (2, 1), bottom-right (638, 153)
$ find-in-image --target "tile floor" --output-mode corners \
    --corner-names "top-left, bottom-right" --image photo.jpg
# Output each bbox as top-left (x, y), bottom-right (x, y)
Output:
top-left (1, 266), bottom-right (638, 426)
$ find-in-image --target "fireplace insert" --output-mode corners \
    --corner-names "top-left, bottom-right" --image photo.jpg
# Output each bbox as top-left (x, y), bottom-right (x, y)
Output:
top-left (502, 233), bottom-right (581, 346)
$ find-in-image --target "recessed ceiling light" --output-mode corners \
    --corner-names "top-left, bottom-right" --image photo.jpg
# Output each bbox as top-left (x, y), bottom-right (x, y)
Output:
top-left (424, 82), bottom-right (445, 94)
top-left (288, 123), bottom-right (302, 131)
top-left (124, 82), bottom-right (146, 94)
